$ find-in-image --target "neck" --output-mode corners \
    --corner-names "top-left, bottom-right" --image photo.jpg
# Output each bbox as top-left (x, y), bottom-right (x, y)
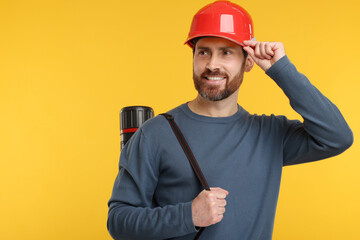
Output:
top-left (188, 90), bottom-right (239, 117)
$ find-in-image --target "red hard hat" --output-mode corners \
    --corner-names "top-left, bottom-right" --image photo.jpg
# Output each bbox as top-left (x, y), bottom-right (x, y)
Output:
top-left (185, 1), bottom-right (254, 48)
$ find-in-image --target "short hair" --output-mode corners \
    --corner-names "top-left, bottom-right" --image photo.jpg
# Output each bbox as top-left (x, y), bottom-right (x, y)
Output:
top-left (191, 37), bottom-right (248, 59)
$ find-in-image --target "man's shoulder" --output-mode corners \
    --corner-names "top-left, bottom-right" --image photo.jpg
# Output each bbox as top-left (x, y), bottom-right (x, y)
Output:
top-left (140, 104), bottom-right (187, 134)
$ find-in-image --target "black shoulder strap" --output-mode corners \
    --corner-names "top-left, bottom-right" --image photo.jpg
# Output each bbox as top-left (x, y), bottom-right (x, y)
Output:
top-left (161, 113), bottom-right (210, 191)
top-left (161, 113), bottom-right (209, 240)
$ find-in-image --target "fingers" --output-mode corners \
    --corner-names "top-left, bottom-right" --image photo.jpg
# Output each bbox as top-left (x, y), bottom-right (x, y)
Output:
top-left (192, 187), bottom-right (229, 227)
top-left (265, 44), bottom-right (274, 57)
top-left (206, 188), bottom-right (228, 215)
top-left (243, 41), bottom-right (274, 60)
top-left (255, 43), bottom-right (262, 58)
top-left (242, 40), bottom-right (257, 47)
top-left (242, 40), bottom-right (285, 71)
top-left (207, 188), bottom-right (228, 208)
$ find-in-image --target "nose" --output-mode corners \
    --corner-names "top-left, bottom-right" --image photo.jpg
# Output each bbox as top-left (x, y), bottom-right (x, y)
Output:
top-left (206, 54), bottom-right (221, 72)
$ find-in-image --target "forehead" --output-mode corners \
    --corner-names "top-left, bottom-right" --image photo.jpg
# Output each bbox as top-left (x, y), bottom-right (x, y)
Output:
top-left (195, 37), bottom-right (241, 49)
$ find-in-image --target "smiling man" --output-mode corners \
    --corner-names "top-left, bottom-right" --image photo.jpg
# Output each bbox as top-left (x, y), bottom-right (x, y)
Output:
top-left (192, 37), bottom-right (248, 102)
top-left (189, 37), bottom-right (253, 117)
top-left (107, 1), bottom-right (353, 240)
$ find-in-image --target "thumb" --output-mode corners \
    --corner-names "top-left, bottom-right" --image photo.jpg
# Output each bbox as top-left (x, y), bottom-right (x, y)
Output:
top-left (243, 46), bottom-right (255, 59)
top-left (210, 187), bottom-right (229, 198)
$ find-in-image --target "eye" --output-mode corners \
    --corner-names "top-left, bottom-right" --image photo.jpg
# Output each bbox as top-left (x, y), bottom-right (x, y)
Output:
top-left (223, 50), bottom-right (231, 55)
top-left (198, 50), bottom-right (208, 56)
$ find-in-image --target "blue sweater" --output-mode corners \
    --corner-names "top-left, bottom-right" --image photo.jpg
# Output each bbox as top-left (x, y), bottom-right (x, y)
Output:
top-left (107, 56), bottom-right (353, 240)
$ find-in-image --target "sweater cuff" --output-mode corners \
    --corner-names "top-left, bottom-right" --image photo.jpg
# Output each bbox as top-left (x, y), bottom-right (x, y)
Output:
top-left (265, 55), bottom-right (291, 80)
top-left (183, 201), bottom-right (199, 233)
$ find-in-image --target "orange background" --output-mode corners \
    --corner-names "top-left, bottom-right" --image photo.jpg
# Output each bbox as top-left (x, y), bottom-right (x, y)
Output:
top-left (1, 0), bottom-right (359, 239)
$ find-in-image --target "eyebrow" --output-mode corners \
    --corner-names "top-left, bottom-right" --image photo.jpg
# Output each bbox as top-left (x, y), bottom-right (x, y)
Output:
top-left (196, 47), bottom-right (210, 51)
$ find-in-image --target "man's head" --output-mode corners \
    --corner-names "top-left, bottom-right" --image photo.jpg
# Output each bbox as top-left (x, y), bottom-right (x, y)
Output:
top-left (192, 37), bottom-right (254, 101)
top-left (186, 1), bottom-right (255, 101)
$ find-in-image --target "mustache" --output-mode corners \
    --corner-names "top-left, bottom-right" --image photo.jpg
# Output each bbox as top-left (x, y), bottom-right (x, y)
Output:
top-left (200, 70), bottom-right (228, 78)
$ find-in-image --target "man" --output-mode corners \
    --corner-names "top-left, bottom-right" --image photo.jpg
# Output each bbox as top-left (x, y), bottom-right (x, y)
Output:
top-left (107, 1), bottom-right (353, 239)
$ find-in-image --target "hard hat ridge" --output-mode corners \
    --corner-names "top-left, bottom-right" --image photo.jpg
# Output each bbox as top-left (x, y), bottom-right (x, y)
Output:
top-left (185, 1), bottom-right (254, 48)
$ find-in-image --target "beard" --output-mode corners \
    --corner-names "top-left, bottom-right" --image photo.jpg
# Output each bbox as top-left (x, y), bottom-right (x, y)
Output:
top-left (193, 68), bottom-right (244, 101)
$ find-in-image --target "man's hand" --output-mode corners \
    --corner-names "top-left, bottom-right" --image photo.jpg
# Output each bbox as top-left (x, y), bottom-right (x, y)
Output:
top-left (192, 187), bottom-right (229, 227)
top-left (243, 40), bottom-right (286, 72)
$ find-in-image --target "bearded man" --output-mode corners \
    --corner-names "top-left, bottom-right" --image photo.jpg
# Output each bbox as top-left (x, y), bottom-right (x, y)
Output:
top-left (107, 1), bottom-right (353, 239)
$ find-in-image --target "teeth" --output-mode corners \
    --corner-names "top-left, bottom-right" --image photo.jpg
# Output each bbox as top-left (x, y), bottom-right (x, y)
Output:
top-left (207, 77), bottom-right (225, 81)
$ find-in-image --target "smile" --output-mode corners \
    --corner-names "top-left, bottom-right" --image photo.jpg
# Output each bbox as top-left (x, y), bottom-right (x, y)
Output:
top-left (205, 76), bottom-right (226, 81)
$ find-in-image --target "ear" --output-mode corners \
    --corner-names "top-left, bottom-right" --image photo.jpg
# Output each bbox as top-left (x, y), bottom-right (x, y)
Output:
top-left (244, 55), bottom-right (254, 72)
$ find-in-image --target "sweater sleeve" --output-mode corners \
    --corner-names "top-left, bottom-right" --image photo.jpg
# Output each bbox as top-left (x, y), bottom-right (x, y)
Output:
top-left (266, 56), bottom-right (353, 166)
top-left (107, 129), bottom-right (197, 239)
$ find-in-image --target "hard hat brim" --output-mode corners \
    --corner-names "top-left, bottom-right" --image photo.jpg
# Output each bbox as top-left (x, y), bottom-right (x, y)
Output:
top-left (185, 35), bottom-right (256, 48)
